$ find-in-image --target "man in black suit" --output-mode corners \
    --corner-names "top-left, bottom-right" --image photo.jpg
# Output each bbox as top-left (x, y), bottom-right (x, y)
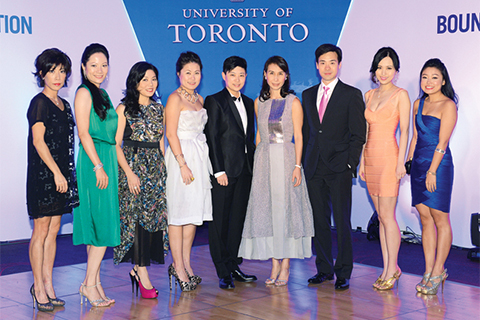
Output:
top-left (302, 44), bottom-right (366, 290)
top-left (204, 56), bottom-right (257, 289)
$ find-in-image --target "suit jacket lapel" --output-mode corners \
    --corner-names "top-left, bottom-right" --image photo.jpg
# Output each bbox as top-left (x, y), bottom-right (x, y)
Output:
top-left (323, 80), bottom-right (343, 122)
top-left (308, 84), bottom-right (321, 128)
top-left (222, 88), bottom-right (245, 135)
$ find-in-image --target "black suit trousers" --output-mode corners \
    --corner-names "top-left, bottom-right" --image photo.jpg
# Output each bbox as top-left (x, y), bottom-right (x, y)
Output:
top-left (208, 158), bottom-right (252, 279)
top-left (306, 161), bottom-right (353, 279)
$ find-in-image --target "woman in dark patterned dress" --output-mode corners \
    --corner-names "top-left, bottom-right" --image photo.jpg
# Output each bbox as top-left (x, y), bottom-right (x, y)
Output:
top-left (114, 62), bottom-right (167, 299)
top-left (27, 48), bottom-right (79, 311)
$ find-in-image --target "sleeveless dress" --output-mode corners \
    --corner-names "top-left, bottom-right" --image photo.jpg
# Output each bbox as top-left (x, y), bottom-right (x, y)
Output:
top-left (26, 93), bottom-right (79, 218)
top-left (165, 109), bottom-right (213, 225)
top-left (114, 102), bottom-right (168, 266)
top-left (364, 88), bottom-right (405, 197)
top-left (239, 94), bottom-right (313, 260)
top-left (411, 97), bottom-right (454, 213)
top-left (73, 85), bottom-right (120, 247)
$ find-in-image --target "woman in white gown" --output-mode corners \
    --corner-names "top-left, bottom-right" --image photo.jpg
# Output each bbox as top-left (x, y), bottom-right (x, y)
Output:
top-left (165, 51), bottom-right (212, 292)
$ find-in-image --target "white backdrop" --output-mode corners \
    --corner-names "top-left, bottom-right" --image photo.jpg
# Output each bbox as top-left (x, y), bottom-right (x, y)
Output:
top-left (1, 0), bottom-right (479, 247)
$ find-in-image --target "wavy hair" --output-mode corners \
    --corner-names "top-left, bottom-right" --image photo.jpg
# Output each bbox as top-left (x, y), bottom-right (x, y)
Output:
top-left (121, 62), bottom-right (159, 117)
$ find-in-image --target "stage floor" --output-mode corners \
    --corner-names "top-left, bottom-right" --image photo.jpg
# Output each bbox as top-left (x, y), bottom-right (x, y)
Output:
top-left (0, 245), bottom-right (478, 319)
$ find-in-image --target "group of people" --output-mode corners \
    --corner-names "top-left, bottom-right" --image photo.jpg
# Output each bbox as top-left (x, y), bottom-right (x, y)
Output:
top-left (25, 42), bottom-right (457, 311)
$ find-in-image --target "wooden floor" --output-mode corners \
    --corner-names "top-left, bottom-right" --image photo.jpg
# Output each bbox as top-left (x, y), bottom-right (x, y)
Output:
top-left (1, 245), bottom-right (479, 320)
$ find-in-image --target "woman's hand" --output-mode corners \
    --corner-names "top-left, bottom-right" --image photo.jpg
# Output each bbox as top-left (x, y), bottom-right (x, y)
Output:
top-left (180, 165), bottom-right (194, 185)
top-left (426, 172), bottom-right (436, 193)
top-left (396, 162), bottom-right (406, 180)
top-left (359, 162), bottom-right (366, 181)
top-left (54, 173), bottom-right (68, 193)
top-left (127, 172), bottom-right (141, 195)
top-left (292, 167), bottom-right (302, 187)
top-left (95, 168), bottom-right (109, 189)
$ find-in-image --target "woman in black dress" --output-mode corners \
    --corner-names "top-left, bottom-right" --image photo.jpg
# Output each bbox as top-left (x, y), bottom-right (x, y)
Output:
top-left (27, 48), bottom-right (79, 311)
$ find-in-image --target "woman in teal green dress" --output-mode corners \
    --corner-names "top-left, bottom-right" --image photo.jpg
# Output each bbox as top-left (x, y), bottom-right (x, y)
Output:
top-left (73, 43), bottom-right (119, 307)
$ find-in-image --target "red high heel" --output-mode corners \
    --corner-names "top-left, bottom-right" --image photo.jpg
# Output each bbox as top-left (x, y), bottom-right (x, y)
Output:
top-left (132, 268), bottom-right (158, 299)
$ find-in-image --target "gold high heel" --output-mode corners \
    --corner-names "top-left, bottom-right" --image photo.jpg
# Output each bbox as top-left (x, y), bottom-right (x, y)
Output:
top-left (421, 269), bottom-right (448, 295)
top-left (416, 272), bottom-right (431, 292)
top-left (377, 269), bottom-right (401, 291)
top-left (372, 276), bottom-right (383, 288)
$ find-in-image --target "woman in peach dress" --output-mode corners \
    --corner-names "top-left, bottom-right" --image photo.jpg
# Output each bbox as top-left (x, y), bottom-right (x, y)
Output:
top-left (359, 47), bottom-right (410, 290)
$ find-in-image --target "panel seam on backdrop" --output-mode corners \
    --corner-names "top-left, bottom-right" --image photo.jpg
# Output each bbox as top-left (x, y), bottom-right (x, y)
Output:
top-left (121, 0), bottom-right (145, 60)
top-left (337, 0), bottom-right (354, 45)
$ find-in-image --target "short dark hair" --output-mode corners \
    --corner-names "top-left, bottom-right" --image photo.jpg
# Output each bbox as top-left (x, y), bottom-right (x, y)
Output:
top-left (259, 56), bottom-right (294, 102)
top-left (315, 43), bottom-right (342, 63)
top-left (121, 61), bottom-right (159, 117)
top-left (80, 43), bottom-right (110, 120)
top-left (33, 48), bottom-right (72, 87)
top-left (223, 56), bottom-right (247, 73)
top-left (419, 58), bottom-right (458, 104)
top-left (176, 51), bottom-right (202, 74)
top-left (369, 47), bottom-right (400, 83)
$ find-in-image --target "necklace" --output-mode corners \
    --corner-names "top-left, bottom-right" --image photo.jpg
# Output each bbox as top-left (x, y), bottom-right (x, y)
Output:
top-left (44, 92), bottom-right (60, 106)
top-left (177, 87), bottom-right (199, 104)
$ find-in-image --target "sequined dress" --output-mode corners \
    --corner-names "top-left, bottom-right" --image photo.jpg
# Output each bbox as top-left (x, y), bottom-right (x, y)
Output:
top-left (239, 94), bottom-right (313, 260)
top-left (114, 102), bottom-right (168, 265)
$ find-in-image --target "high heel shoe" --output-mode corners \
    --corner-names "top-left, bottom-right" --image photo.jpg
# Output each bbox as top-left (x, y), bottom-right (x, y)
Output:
top-left (416, 272), bottom-right (431, 292)
top-left (132, 268), bottom-right (158, 299)
top-left (97, 281), bottom-right (115, 305)
top-left (275, 269), bottom-right (290, 287)
top-left (168, 264), bottom-right (196, 292)
top-left (421, 269), bottom-right (448, 295)
top-left (47, 295), bottom-right (65, 307)
top-left (377, 269), bottom-right (402, 291)
top-left (129, 270), bottom-right (139, 296)
top-left (30, 284), bottom-right (54, 312)
top-left (185, 269), bottom-right (202, 285)
top-left (372, 276), bottom-right (383, 289)
top-left (79, 283), bottom-right (109, 307)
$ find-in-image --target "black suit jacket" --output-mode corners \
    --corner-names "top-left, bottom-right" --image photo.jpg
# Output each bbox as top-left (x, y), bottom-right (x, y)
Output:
top-left (301, 80), bottom-right (366, 180)
top-left (204, 88), bottom-right (255, 178)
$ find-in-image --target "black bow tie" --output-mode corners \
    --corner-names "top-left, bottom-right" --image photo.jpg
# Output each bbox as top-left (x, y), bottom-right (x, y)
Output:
top-left (231, 95), bottom-right (241, 102)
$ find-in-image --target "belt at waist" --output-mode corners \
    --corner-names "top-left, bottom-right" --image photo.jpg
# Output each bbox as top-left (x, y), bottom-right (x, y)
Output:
top-left (123, 140), bottom-right (159, 154)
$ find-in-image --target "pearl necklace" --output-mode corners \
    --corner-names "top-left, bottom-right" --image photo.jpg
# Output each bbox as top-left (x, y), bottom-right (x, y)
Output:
top-left (177, 87), bottom-right (199, 104)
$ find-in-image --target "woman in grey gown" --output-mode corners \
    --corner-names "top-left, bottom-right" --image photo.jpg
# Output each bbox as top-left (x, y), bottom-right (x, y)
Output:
top-left (239, 56), bottom-right (313, 286)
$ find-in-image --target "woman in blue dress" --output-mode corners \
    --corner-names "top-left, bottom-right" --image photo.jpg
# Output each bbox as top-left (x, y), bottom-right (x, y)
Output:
top-left (406, 58), bottom-right (457, 295)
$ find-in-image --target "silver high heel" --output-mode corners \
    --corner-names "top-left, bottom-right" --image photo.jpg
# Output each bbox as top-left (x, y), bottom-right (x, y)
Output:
top-left (416, 272), bottom-right (431, 292)
top-left (79, 283), bottom-right (109, 307)
top-left (421, 269), bottom-right (448, 295)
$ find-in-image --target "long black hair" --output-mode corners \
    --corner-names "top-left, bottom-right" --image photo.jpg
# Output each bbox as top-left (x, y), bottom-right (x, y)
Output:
top-left (259, 56), bottom-right (294, 102)
top-left (121, 61), bottom-right (159, 117)
top-left (418, 58), bottom-right (458, 104)
top-left (80, 43), bottom-right (110, 120)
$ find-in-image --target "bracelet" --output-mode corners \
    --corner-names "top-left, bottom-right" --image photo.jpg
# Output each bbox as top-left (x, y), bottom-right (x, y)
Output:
top-left (426, 170), bottom-right (436, 176)
top-left (93, 163), bottom-right (103, 172)
top-left (175, 153), bottom-right (184, 159)
top-left (295, 164), bottom-right (302, 169)
top-left (179, 162), bottom-right (187, 168)
top-left (435, 148), bottom-right (446, 154)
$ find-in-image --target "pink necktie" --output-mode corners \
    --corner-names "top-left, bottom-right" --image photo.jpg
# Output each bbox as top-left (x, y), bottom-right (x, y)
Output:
top-left (318, 86), bottom-right (329, 123)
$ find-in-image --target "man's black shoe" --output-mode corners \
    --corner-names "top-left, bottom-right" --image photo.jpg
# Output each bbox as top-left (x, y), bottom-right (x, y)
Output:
top-left (232, 269), bottom-right (257, 282)
top-left (334, 278), bottom-right (350, 290)
top-left (219, 275), bottom-right (235, 289)
top-left (308, 272), bottom-right (334, 284)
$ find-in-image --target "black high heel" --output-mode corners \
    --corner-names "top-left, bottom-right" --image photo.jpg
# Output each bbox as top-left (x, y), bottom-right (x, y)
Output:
top-left (168, 264), bottom-right (196, 292)
top-left (129, 269), bottom-right (139, 296)
top-left (47, 295), bottom-right (65, 307)
top-left (30, 284), bottom-right (54, 312)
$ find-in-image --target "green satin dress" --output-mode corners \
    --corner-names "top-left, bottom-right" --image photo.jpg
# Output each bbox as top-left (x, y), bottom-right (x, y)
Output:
top-left (73, 84), bottom-right (120, 247)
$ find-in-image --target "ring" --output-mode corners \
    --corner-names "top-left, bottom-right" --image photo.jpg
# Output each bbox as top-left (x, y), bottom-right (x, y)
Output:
top-left (191, 177), bottom-right (195, 181)
top-left (134, 186), bottom-right (137, 189)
